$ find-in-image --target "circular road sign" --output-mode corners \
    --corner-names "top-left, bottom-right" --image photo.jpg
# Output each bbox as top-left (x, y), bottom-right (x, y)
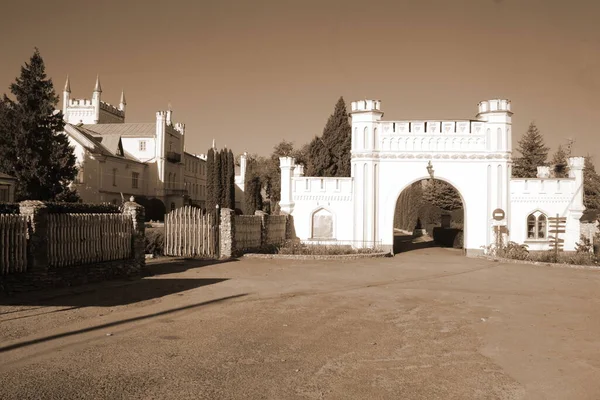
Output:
top-left (492, 208), bottom-right (505, 221)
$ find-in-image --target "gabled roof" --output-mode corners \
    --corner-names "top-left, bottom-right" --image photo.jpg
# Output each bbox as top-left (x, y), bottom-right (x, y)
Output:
top-left (81, 123), bottom-right (156, 137)
top-left (0, 172), bottom-right (16, 180)
top-left (64, 124), bottom-right (144, 164)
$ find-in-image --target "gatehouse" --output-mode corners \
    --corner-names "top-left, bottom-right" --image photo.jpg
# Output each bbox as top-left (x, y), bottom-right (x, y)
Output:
top-left (279, 99), bottom-right (585, 255)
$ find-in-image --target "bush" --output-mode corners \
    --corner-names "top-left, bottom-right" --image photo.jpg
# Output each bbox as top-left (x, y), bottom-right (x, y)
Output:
top-left (499, 241), bottom-right (529, 260)
top-left (145, 228), bottom-right (165, 256)
top-left (258, 240), bottom-right (380, 256)
top-left (575, 235), bottom-right (593, 254)
top-left (452, 231), bottom-right (464, 249)
top-left (0, 203), bottom-right (20, 214)
top-left (432, 228), bottom-right (462, 247)
top-left (44, 202), bottom-right (120, 214)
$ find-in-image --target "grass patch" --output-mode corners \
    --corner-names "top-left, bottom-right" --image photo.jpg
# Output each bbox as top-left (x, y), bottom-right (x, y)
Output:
top-left (257, 240), bottom-right (382, 256)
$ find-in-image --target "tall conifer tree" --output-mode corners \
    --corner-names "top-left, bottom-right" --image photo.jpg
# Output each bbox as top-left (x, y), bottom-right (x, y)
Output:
top-left (206, 147), bottom-right (216, 211)
top-left (583, 156), bottom-right (600, 211)
top-left (512, 122), bottom-right (549, 178)
top-left (0, 48), bottom-right (78, 201)
top-left (228, 149), bottom-right (235, 209)
top-left (551, 145), bottom-right (569, 178)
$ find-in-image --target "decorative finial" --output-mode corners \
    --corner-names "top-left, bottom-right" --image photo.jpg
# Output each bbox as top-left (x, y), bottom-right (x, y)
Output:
top-left (94, 74), bottom-right (102, 92)
top-left (212, 139), bottom-right (216, 149)
top-left (168, 102), bottom-right (172, 111)
top-left (64, 75), bottom-right (71, 93)
top-left (120, 89), bottom-right (126, 105)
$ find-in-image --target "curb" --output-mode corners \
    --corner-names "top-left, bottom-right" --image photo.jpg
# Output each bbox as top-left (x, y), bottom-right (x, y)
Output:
top-left (478, 256), bottom-right (600, 271)
top-left (242, 252), bottom-right (392, 260)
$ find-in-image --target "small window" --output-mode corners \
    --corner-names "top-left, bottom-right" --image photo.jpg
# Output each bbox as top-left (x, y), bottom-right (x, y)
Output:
top-left (132, 172), bottom-right (139, 189)
top-left (139, 140), bottom-right (147, 151)
top-left (527, 212), bottom-right (548, 240)
top-left (75, 168), bottom-right (84, 184)
top-left (171, 202), bottom-right (176, 211)
top-left (0, 187), bottom-right (8, 202)
top-left (112, 168), bottom-right (117, 186)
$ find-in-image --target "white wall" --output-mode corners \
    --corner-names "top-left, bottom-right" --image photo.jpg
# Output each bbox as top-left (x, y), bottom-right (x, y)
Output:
top-left (122, 137), bottom-right (156, 162)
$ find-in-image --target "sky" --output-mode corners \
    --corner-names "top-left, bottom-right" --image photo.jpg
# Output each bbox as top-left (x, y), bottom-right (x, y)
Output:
top-left (0, 0), bottom-right (599, 160)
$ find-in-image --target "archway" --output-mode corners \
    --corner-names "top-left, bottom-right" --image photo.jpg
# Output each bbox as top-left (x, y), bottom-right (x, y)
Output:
top-left (392, 178), bottom-right (465, 254)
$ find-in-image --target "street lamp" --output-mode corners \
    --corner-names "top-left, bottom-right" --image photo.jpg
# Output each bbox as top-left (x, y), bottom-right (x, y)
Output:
top-left (426, 161), bottom-right (435, 180)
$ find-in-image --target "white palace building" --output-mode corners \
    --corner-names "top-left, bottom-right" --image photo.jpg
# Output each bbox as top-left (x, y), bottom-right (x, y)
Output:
top-left (279, 98), bottom-right (585, 255)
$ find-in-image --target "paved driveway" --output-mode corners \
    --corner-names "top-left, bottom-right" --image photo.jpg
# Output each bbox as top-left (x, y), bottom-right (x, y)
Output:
top-left (1, 248), bottom-right (599, 399)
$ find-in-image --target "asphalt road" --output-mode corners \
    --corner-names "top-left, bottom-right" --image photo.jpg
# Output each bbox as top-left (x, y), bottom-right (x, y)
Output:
top-left (1, 248), bottom-right (599, 399)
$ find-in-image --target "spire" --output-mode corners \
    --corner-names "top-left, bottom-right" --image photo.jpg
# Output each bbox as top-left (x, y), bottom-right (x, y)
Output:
top-left (64, 75), bottom-right (71, 93)
top-left (94, 75), bottom-right (102, 92)
top-left (120, 89), bottom-right (126, 105)
top-left (212, 139), bottom-right (216, 149)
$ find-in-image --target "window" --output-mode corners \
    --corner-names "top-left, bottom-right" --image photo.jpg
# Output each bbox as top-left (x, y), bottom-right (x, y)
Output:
top-left (112, 168), bottom-right (117, 186)
top-left (139, 140), bottom-right (147, 151)
top-left (0, 186), bottom-right (8, 202)
top-left (132, 172), bottom-right (139, 189)
top-left (527, 211), bottom-right (547, 240)
top-left (75, 168), bottom-right (84, 184)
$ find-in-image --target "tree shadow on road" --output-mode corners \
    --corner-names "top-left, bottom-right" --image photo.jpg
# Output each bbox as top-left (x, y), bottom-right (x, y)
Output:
top-left (0, 293), bottom-right (248, 354)
top-left (145, 257), bottom-right (239, 277)
top-left (0, 278), bottom-right (229, 309)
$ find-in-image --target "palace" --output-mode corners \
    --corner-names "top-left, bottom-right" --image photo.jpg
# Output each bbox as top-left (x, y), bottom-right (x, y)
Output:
top-left (280, 99), bottom-right (585, 254)
top-left (61, 76), bottom-right (208, 213)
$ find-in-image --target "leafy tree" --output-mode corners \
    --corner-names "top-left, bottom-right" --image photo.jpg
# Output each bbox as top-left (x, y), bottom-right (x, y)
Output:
top-left (306, 97), bottom-right (352, 177)
top-left (0, 48), bottom-right (78, 201)
top-left (512, 122), bottom-right (549, 178)
top-left (551, 145), bottom-right (569, 178)
top-left (583, 156), bottom-right (600, 211)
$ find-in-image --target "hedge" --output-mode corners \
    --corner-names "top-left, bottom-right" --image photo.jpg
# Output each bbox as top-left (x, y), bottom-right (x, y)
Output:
top-left (44, 202), bottom-right (120, 214)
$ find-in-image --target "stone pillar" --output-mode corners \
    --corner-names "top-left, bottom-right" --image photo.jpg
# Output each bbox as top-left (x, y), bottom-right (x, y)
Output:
top-left (19, 200), bottom-right (49, 271)
top-left (123, 199), bottom-right (146, 272)
top-left (255, 210), bottom-right (269, 247)
top-left (220, 208), bottom-right (235, 258)
top-left (279, 157), bottom-right (295, 214)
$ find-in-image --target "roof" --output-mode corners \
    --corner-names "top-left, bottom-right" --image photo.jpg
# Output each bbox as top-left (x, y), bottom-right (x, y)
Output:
top-left (0, 172), bottom-right (16, 180)
top-left (81, 123), bottom-right (156, 137)
top-left (64, 124), bottom-right (144, 165)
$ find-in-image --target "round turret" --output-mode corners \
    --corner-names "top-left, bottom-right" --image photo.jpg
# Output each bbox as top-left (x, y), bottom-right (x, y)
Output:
top-left (351, 99), bottom-right (382, 112)
top-left (477, 99), bottom-right (511, 115)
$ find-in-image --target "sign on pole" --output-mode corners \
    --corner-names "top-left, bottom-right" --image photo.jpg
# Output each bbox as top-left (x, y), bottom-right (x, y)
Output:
top-left (492, 208), bottom-right (505, 221)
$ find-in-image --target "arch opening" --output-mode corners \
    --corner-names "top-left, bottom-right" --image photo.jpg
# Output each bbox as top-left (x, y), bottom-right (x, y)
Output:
top-left (392, 178), bottom-right (465, 254)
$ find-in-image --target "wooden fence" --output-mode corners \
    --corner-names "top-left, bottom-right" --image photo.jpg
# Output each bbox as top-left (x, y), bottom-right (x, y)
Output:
top-left (266, 215), bottom-right (287, 245)
top-left (164, 206), bottom-right (219, 257)
top-left (47, 214), bottom-right (133, 267)
top-left (0, 215), bottom-right (28, 275)
top-left (234, 215), bottom-right (262, 251)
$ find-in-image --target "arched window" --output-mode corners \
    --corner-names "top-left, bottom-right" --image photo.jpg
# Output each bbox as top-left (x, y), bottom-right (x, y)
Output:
top-left (363, 127), bottom-right (368, 149)
top-left (312, 208), bottom-right (333, 239)
top-left (527, 211), bottom-right (547, 239)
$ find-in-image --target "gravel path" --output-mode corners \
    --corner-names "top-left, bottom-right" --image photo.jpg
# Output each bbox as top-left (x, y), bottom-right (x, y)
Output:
top-left (1, 247), bottom-right (599, 399)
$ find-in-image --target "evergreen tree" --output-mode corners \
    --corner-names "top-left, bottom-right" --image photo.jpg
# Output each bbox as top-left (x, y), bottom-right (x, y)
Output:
top-left (422, 180), bottom-right (462, 211)
top-left (228, 149), bottom-right (235, 209)
top-left (206, 147), bottom-right (216, 211)
top-left (583, 156), bottom-right (600, 211)
top-left (215, 150), bottom-right (223, 208)
top-left (306, 97), bottom-right (352, 177)
top-left (243, 157), bottom-right (263, 214)
top-left (0, 48), bottom-right (78, 201)
top-left (551, 145), bottom-right (569, 178)
top-left (512, 122), bottom-right (549, 178)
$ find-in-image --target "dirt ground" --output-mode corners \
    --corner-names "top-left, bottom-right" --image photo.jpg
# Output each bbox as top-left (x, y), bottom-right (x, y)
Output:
top-left (1, 247), bottom-right (599, 400)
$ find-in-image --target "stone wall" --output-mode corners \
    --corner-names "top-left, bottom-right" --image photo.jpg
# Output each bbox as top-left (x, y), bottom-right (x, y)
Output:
top-left (219, 209), bottom-right (290, 258)
top-left (0, 200), bottom-right (145, 296)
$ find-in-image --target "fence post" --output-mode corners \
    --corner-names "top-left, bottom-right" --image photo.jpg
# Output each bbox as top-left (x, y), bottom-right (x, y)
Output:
top-left (219, 208), bottom-right (235, 259)
top-left (255, 210), bottom-right (268, 247)
top-left (123, 198), bottom-right (146, 273)
top-left (19, 200), bottom-right (48, 272)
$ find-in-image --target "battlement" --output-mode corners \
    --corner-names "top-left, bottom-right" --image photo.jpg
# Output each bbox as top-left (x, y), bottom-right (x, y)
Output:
top-left (477, 99), bottom-right (512, 115)
top-left (279, 156), bottom-right (295, 168)
top-left (350, 99), bottom-right (382, 112)
top-left (99, 101), bottom-right (125, 117)
top-left (568, 156), bottom-right (585, 170)
top-left (378, 120), bottom-right (485, 135)
top-left (68, 98), bottom-right (94, 107)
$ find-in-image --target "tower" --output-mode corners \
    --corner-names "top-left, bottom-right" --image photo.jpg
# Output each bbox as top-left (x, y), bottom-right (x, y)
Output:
top-left (349, 99), bottom-right (384, 246)
top-left (92, 75), bottom-right (102, 123)
top-left (119, 89), bottom-right (126, 113)
top-left (62, 75), bottom-right (71, 115)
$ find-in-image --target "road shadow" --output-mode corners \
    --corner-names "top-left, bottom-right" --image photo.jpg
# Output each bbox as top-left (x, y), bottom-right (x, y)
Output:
top-left (393, 233), bottom-right (437, 254)
top-left (145, 257), bottom-right (239, 276)
top-left (0, 278), bottom-right (228, 309)
top-left (0, 293), bottom-right (248, 354)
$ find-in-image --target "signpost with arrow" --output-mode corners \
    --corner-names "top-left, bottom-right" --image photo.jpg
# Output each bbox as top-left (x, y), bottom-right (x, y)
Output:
top-left (548, 214), bottom-right (567, 261)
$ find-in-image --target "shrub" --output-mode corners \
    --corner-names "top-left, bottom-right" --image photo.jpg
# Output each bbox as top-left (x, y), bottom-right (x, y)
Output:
top-left (258, 240), bottom-right (380, 256)
top-left (145, 228), bottom-right (165, 256)
top-left (0, 203), bottom-right (20, 214)
top-left (499, 241), bottom-right (529, 260)
top-left (575, 235), bottom-right (593, 254)
top-left (452, 231), bottom-right (464, 249)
